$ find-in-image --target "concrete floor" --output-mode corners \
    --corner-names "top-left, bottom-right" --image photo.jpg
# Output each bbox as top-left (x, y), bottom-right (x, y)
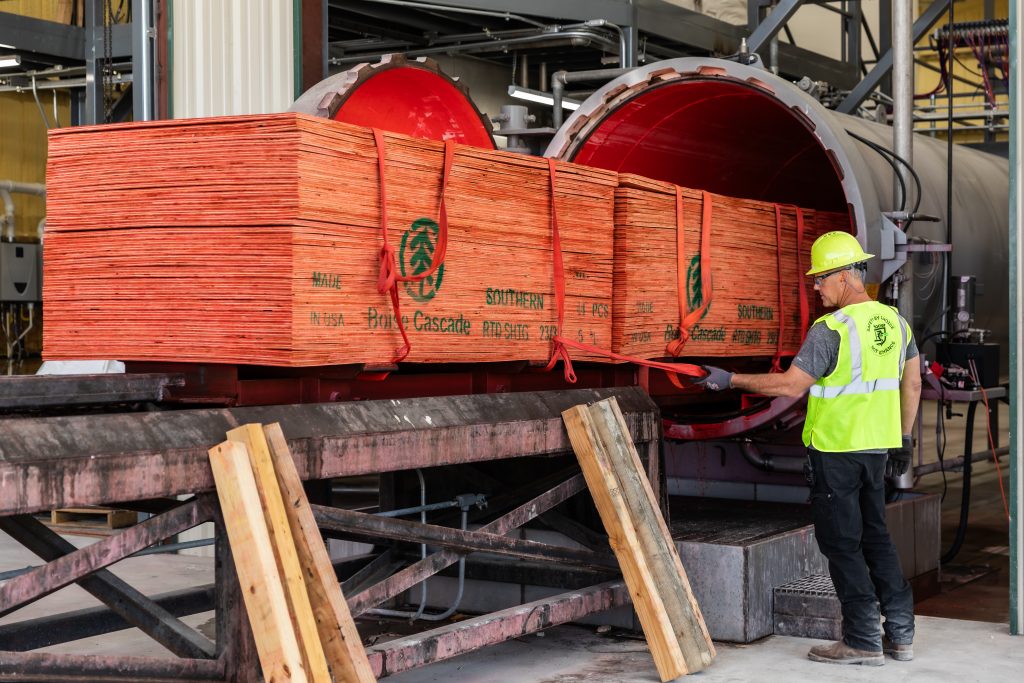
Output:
top-left (0, 400), bottom-right (1017, 679)
top-left (385, 618), bottom-right (1023, 683)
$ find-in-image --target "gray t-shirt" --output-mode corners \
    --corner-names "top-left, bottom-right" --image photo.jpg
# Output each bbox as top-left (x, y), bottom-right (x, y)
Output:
top-left (793, 308), bottom-right (918, 453)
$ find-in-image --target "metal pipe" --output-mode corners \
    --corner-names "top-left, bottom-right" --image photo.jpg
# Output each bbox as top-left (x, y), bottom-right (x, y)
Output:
top-left (1010, 0), bottom-right (1023, 635)
top-left (357, 0), bottom-right (547, 28)
top-left (739, 440), bottom-right (807, 474)
top-left (132, 0), bottom-right (154, 121)
top-left (330, 30), bottom-right (619, 67)
top-left (0, 73), bottom-right (133, 94)
top-left (0, 181), bottom-right (45, 197)
top-left (914, 445), bottom-right (1010, 476)
top-left (552, 66), bottom-right (635, 129)
top-left (376, 499), bottom-right (461, 518)
top-left (893, 0), bottom-right (915, 323)
top-left (0, 189), bottom-right (13, 242)
top-left (517, 53), bottom-right (529, 89)
top-left (942, 0), bottom-right (956, 335)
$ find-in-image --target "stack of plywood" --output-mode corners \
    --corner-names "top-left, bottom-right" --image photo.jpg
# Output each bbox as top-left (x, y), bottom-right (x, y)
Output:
top-left (43, 114), bottom-right (616, 366)
top-left (612, 173), bottom-right (851, 361)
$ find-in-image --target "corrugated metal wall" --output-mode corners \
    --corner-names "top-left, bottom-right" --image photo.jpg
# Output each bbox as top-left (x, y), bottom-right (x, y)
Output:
top-left (171, 0), bottom-right (296, 118)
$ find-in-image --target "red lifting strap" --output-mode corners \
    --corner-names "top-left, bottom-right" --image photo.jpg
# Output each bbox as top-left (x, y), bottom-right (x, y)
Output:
top-left (666, 190), bottom-right (714, 358)
top-left (544, 160), bottom-right (704, 385)
top-left (796, 207), bottom-right (810, 337)
top-left (770, 205), bottom-right (812, 372)
top-left (372, 128), bottom-right (454, 362)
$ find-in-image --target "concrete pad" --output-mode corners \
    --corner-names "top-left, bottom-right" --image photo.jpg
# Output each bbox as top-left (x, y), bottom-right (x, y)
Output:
top-left (387, 616), bottom-right (1023, 682)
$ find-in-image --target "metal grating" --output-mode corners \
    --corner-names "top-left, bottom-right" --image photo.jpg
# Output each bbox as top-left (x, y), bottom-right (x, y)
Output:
top-left (775, 574), bottom-right (837, 598)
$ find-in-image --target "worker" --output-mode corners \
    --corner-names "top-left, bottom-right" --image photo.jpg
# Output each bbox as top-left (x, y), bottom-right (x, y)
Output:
top-left (697, 231), bottom-right (921, 666)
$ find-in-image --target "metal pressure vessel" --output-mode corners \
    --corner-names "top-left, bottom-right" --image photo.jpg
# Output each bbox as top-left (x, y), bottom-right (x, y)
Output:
top-left (545, 58), bottom-right (1009, 359)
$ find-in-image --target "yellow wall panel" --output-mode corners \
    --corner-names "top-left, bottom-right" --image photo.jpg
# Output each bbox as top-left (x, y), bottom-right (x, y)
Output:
top-left (0, 93), bottom-right (66, 240)
top-left (2, 1), bottom-right (73, 22)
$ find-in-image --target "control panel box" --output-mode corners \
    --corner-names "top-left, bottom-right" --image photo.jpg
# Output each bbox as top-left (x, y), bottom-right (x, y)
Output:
top-left (0, 242), bottom-right (41, 303)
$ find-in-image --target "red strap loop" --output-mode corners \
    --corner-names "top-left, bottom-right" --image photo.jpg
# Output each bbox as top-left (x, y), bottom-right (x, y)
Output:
top-left (544, 162), bottom-right (703, 385)
top-left (372, 128), bottom-right (454, 362)
top-left (666, 190), bottom-right (714, 358)
top-left (770, 205), bottom-right (812, 372)
top-left (796, 207), bottom-right (810, 337)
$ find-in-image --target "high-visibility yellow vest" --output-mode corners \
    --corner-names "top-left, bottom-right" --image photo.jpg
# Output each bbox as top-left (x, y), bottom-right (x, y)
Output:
top-left (802, 301), bottom-right (910, 452)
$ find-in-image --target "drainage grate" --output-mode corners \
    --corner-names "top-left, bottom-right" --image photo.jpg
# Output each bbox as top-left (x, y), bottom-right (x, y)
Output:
top-left (775, 574), bottom-right (837, 598)
top-left (774, 574), bottom-right (842, 640)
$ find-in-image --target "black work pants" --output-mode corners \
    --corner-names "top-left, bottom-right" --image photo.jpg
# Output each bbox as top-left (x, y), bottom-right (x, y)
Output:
top-left (807, 449), bottom-right (915, 651)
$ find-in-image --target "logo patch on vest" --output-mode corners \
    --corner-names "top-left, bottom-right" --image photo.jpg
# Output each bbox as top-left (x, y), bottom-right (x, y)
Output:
top-left (866, 314), bottom-right (897, 356)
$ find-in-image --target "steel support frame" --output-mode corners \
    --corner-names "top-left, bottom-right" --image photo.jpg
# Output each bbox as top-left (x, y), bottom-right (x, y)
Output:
top-left (837, 0), bottom-right (951, 114)
top-left (0, 388), bottom-right (658, 679)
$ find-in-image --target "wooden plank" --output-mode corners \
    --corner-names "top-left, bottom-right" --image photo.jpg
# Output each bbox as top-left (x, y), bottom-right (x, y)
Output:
top-left (208, 440), bottom-right (308, 683)
top-left (51, 507), bottom-right (137, 529)
top-left (591, 399), bottom-right (715, 667)
top-left (227, 425), bottom-right (331, 683)
top-left (561, 404), bottom-right (686, 681)
top-left (263, 422), bottom-right (377, 683)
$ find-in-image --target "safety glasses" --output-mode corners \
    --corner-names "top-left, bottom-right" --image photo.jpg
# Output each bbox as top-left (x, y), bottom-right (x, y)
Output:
top-left (813, 267), bottom-right (850, 286)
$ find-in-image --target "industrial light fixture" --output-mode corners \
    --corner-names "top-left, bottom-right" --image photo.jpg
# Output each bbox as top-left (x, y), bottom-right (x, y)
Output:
top-left (507, 85), bottom-right (581, 111)
top-left (0, 55), bottom-right (21, 70)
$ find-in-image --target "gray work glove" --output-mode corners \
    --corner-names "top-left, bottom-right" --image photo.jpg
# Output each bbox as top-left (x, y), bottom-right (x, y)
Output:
top-left (885, 435), bottom-right (913, 478)
top-left (695, 365), bottom-right (733, 392)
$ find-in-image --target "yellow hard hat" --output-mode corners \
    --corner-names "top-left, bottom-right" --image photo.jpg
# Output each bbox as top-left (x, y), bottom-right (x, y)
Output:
top-left (806, 231), bottom-right (874, 275)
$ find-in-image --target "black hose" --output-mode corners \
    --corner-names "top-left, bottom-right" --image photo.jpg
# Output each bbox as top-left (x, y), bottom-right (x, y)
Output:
top-left (846, 130), bottom-right (907, 213)
top-left (845, 129), bottom-right (924, 231)
top-left (941, 398), bottom-right (975, 564)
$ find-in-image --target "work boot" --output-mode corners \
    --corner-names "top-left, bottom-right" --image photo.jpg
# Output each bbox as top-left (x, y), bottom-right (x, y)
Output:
top-left (883, 637), bottom-right (913, 661)
top-left (807, 640), bottom-right (884, 666)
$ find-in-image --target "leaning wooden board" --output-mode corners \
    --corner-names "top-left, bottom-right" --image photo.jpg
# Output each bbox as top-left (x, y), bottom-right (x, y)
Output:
top-left (562, 397), bottom-right (715, 679)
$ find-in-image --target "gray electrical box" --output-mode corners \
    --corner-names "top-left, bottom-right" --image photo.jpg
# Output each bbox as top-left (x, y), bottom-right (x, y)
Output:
top-left (0, 242), bottom-right (41, 303)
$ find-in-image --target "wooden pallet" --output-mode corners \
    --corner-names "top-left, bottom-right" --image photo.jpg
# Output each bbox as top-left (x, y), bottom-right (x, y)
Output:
top-left (50, 507), bottom-right (137, 529)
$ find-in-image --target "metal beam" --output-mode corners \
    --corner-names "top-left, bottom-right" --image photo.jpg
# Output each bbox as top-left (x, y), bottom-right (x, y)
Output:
top-left (0, 651), bottom-right (224, 682)
top-left (84, 0), bottom-right (105, 124)
top-left (376, 0), bottom-right (636, 24)
top-left (365, 581), bottom-right (629, 677)
top-left (0, 499), bottom-right (211, 619)
top-left (0, 12), bottom-right (84, 62)
top-left (0, 584), bottom-right (215, 651)
top-left (0, 373), bottom-right (183, 410)
top-left (1010, 0), bottom-right (1022, 636)
top-left (347, 473), bottom-right (589, 616)
top-left (746, 0), bottom-right (803, 54)
top-left (312, 502), bottom-right (619, 570)
top-left (837, 0), bottom-right (951, 113)
top-left (0, 513), bottom-right (216, 659)
top-left (0, 387), bottom-right (658, 516)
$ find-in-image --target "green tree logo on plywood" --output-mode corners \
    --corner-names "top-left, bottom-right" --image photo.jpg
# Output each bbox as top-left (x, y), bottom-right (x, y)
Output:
top-left (686, 254), bottom-right (712, 319)
top-left (400, 218), bottom-right (445, 302)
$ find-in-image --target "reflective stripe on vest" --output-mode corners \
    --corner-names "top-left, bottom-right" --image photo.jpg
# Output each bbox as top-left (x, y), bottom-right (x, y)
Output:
top-left (808, 310), bottom-right (902, 398)
top-left (809, 377), bottom-right (902, 398)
